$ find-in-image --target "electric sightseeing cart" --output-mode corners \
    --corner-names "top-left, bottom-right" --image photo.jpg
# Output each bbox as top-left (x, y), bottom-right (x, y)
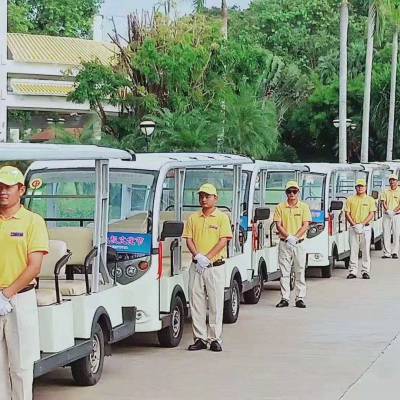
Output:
top-left (1, 143), bottom-right (135, 386)
top-left (300, 163), bottom-right (366, 278)
top-left (240, 161), bottom-right (307, 303)
top-left (28, 153), bottom-right (253, 346)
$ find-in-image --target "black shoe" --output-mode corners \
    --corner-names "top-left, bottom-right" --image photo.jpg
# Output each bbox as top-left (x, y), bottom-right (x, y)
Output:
top-left (209, 341), bottom-right (222, 352)
top-left (347, 273), bottom-right (357, 279)
top-left (276, 299), bottom-right (289, 308)
top-left (382, 255), bottom-right (391, 259)
top-left (295, 300), bottom-right (306, 308)
top-left (392, 254), bottom-right (398, 259)
top-left (188, 339), bottom-right (207, 351)
top-left (362, 273), bottom-right (370, 279)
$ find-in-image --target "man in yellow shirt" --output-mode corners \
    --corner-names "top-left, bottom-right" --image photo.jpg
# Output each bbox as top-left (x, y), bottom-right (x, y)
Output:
top-left (273, 181), bottom-right (311, 309)
top-left (381, 174), bottom-right (400, 259)
top-left (0, 166), bottom-right (49, 400)
top-left (345, 178), bottom-right (376, 279)
top-left (183, 183), bottom-right (232, 352)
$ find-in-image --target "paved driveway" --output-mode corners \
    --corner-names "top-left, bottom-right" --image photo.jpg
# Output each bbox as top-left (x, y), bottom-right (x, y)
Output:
top-left (35, 252), bottom-right (400, 400)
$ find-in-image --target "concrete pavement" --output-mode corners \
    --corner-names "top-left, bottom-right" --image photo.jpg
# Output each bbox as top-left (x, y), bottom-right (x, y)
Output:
top-left (35, 252), bottom-right (400, 400)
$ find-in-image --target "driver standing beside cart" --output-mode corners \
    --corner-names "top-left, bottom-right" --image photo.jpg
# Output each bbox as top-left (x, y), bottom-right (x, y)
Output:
top-left (345, 178), bottom-right (376, 279)
top-left (381, 174), bottom-right (400, 259)
top-left (183, 183), bottom-right (232, 352)
top-left (0, 166), bottom-right (49, 400)
top-left (274, 181), bottom-right (312, 309)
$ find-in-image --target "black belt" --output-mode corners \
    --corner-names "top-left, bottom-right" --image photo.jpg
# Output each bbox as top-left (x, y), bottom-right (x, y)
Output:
top-left (18, 284), bottom-right (35, 294)
top-left (280, 239), bottom-right (304, 243)
top-left (193, 260), bottom-right (225, 267)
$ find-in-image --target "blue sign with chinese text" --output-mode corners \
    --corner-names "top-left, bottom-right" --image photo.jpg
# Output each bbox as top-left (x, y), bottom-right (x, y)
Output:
top-left (311, 210), bottom-right (325, 223)
top-left (107, 232), bottom-right (152, 255)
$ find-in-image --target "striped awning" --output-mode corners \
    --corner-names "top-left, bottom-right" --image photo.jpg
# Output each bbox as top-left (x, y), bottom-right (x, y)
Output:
top-left (7, 33), bottom-right (118, 65)
top-left (10, 79), bottom-right (75, 96)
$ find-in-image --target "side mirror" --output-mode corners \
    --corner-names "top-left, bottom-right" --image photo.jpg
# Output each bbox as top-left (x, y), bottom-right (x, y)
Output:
top-left (160, 221), bottom-right (184, 241)
top-left (254, 207), bottom-right (270, 222)
top-left (371, 190), bottom-right (379, 200)
top-left (329, 200), bottom-right (343, 212)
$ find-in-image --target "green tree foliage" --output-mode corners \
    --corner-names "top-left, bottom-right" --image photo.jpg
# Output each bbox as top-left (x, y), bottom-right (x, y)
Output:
top-left (69, 14), bottom-right (280, 157)
top-left (8, 0), bottom-right (102, 38)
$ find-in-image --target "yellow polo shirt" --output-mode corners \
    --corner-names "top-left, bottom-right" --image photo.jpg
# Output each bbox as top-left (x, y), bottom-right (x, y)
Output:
top-left (182, 208), bottom-right (232, 262)
top-left (0, 206), bottom-right (49, 287)
top-left (345, 194), bottom-right (377, 224)
top-left (381, 188), bottom-right (400, 211)
top-left (273, 201), bottom-right (312, 239)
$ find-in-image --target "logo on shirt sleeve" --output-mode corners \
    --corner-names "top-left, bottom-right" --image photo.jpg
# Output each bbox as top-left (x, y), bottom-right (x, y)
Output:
top-left (10, 232), bottom-right (24, 237)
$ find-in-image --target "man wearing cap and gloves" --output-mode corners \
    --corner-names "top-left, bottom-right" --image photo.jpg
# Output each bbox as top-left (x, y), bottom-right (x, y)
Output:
top-left (381, 174), bottom-right (400, 259)
top-left (0, 166), bottom-right (49, 400)
top-left (183, 183), bottom-right (232, 352)
top-left (274, 181), bottom-right (311, 309)
top-left (345, 178), bottom-right (376, 279)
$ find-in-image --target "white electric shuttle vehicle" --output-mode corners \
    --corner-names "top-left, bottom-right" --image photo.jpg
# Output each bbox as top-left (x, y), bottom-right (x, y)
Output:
top-left (357, 163), bottom-right (390, 250)
top-left (239, 161), bottom-right (307, 303)
top-left (1, 143), bottom-right (136, 386)
top-left (300, 163), bottom-right (367, 277)
top-left (28, 153), bottom-right (254, 353)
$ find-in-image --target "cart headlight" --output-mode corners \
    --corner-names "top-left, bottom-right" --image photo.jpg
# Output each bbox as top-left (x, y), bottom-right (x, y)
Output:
top-left (126, 265), bottom-right (138, 277)
top-left (112, 266), bottom-right (123, 278)
top-left (307, 223), bottom-right (325, 239)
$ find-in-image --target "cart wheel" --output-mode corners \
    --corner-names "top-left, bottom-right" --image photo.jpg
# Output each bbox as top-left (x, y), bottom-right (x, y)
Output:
top-left (158, 296), bottom-right (185, 348)
top-left (71, 322), bottom-right (105, 386)
top-left (223, 279), bottom-right (240, 324)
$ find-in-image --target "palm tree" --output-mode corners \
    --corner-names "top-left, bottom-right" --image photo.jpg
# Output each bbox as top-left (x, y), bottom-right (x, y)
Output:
top-left (360, 2), bottom-right (377, 162)
top-left (339, 0), bottom-right (349, 163)
top-left (192, 0), bottom-right (205, 13)
top-left (382, 0), bottom-right (400, 161)
top-left (221, 0), bottom-right (228, 39)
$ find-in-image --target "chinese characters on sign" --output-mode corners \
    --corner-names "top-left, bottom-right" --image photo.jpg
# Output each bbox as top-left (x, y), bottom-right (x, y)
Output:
top-left (107, 232), bottom-right (152, 255)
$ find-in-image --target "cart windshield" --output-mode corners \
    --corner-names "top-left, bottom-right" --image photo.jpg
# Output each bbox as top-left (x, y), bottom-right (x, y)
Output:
top-left (301, 173), bottom-right (325, 211)
top-left (25, 169), bottom-right (156, 233)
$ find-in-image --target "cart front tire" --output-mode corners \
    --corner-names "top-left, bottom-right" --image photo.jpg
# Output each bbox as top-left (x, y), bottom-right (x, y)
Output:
top-left (243, 271), bottom-right (263, 305)
top-left (71, 322), bottom-right (105, 386)
top-left (223, 279), bottom-right (240, 324)
top-left (158, 296), bottom-right (185, 348)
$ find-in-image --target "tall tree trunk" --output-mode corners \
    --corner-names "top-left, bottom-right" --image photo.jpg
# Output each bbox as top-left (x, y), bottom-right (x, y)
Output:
top-left (339, 0), bottom-right (349, 163)
top-left (387, 28), bottom-right (398, 161)
top-left (361, 4), bottom-right (376, 163)
top-left (221, 0), bottom-right (228, 40)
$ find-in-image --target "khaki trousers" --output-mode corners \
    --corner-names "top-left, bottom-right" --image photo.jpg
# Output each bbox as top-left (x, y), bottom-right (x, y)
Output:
top-left (349, 226), bottom-right (371, 275)
top-left (278, 241), bottom-right (307, 301)
top-left (188, 263), bottom-right (225, 344)
top-left (383, 214), bottom-right (400, 257)
top-left (0, 289), bottom-right (40, 400)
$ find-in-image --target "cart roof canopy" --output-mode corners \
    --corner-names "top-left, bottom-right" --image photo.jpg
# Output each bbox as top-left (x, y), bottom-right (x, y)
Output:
top-left (299, 163), bottom-right (366, 174)
top-left (29, 152), bottom-right (252, 171)
top-left (244, 160), bottom-right (308, 172)
top-left (0, 144), bottom-right (134, 161)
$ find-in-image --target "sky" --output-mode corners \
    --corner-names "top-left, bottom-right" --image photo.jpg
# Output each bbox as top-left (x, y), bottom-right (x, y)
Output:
top-left (98, 0), bottom-right (251, 40)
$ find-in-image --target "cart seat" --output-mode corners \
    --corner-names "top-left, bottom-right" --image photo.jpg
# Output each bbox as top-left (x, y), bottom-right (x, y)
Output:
top-left (48, 227), bottom-right (93, 266)
top-left (36, 240), bottom-right (68, 306)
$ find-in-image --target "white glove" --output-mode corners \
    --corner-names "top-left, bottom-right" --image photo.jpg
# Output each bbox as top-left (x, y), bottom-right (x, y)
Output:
top-left (353, 224), bottom-right (364, 234)
top-left (0, 292), bottom-right (12, 316)
top-left (286, 235), bottom-right (298, 246)
top-left (194, 254), bottom-right (211, 268)
top-left (195, 263), bottom-right (206, 274)
top-left (386, 210), bottom-right (396, 217)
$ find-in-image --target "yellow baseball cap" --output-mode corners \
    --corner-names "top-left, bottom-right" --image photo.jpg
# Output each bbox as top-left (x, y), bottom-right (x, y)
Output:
top-left (285, 180), bottom-right (300, 190)
top-left (0, 166), bottom-right (24, 186)
top-left (355, 178), bottom-right (367, 187)
top-left (198, 183), bottom-right (217, 196)
top-left (389, 174), bottom-right (398, 181)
